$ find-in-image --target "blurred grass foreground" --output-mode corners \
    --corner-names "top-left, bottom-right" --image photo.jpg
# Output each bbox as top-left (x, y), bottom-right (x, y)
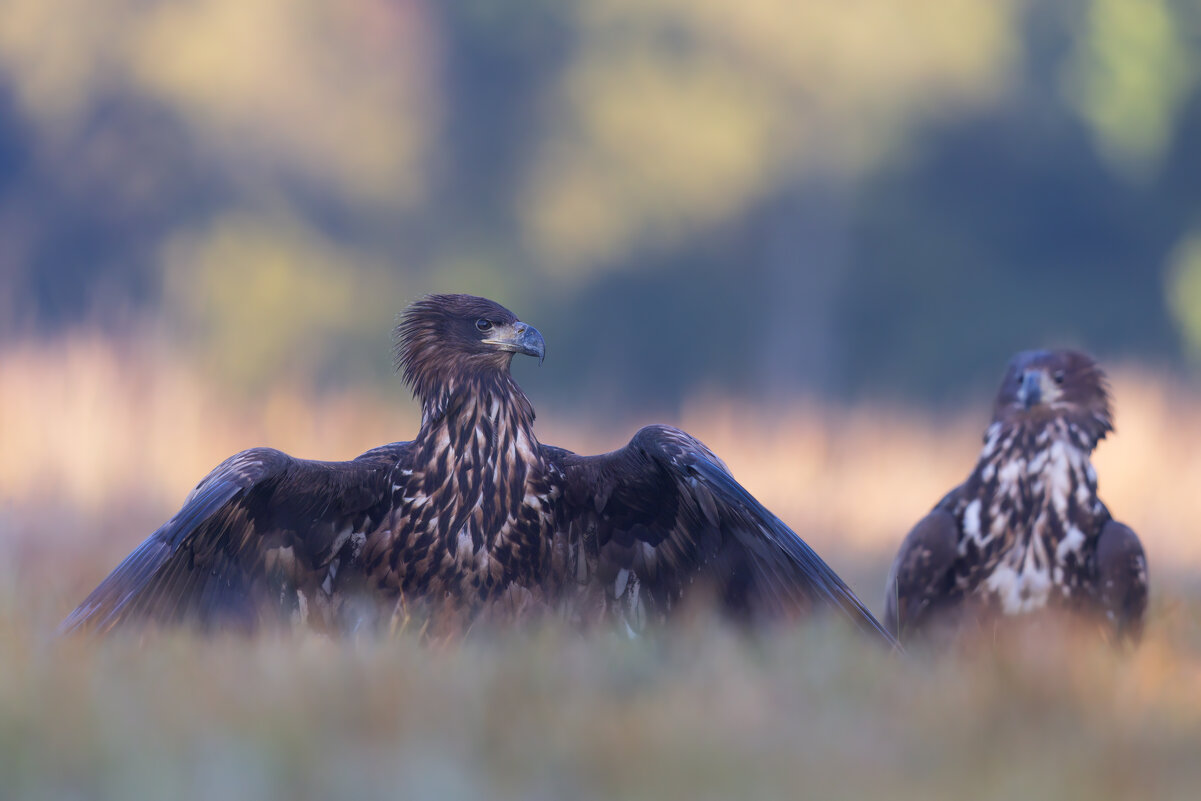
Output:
top-left (2, 336), bottom-right (1201, 800)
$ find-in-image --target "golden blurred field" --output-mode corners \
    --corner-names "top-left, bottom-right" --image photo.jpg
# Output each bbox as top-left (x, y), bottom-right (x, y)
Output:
top-left (2, 337), bottom-right (1201, 800)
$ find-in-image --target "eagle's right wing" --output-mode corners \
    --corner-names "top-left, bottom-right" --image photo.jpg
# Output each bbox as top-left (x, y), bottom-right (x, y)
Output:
top-left (59, 442), bottom-right (410, 635)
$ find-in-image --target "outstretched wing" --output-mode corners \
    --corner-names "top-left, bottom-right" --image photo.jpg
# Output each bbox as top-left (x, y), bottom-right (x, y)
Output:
top-left (545, 425), bottom-right (897, 645)
top-left (883, 501), bottom-right (961, 640)
top-left (59, 442), bottom-right (411, 635)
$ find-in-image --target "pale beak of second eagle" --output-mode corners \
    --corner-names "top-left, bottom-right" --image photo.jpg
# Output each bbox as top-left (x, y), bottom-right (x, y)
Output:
top-left (1019, 369), bottom-right (1042, 409)
top-left (1019, 368), bottom-right (1065, 409)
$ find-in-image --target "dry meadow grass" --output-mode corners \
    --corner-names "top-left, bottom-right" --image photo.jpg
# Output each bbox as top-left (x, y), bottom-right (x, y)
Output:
top-left (2, 337), bottom-right (1200, 800)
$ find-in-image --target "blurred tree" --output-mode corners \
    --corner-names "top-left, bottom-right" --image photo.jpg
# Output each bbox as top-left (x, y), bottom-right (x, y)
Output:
top-left (1062, 0), bottom-right (1198, 181)
top-left (523, 0), bottom-right (1016, 270)
top-left (161, 212), bottom-right (403, 390)
top-left (1059, 0), bottom-right (1201, 383)
top-left (839, 0), bottom-right (1196, 402)
top-left (0, 0), bottom-right (435, 336)
top-left (130, 0), bottom-right (434, 206)
top-left (1167, 232), bottom-right (1201, 361)
top-left (522, 0), bottom-right (1018, 397)
top-left (0, 0), bottom-right (1198, 407)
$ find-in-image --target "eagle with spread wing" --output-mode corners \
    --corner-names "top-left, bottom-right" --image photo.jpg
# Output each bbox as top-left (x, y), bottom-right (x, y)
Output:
top-left (884, 350), bottom-right (1147, 643)
top-left (62, 294), bottom-right (895, 644)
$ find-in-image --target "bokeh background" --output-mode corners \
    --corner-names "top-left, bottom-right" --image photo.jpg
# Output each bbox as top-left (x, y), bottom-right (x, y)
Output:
top-left (3, 1), bottom-right (1201, 799)
top-left (2, 0), bottom-right (1200, 404)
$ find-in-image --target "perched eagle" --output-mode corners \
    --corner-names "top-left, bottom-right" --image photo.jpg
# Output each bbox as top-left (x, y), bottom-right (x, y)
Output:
top-left (884, 350), bottom-right (1147, 643)
top-left (62, 294), bottom-right (895, 644)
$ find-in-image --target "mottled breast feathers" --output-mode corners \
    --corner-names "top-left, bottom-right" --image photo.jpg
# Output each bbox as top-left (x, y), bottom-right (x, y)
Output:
top-left (885, 350), bottom-right (1148, 644)
top-left (62, 294), bottom-right (896, 646)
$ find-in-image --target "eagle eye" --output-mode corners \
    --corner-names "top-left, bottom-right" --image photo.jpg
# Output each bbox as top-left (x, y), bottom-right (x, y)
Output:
top-left (1053, 370), bottom-right (1066, 385)
top-left (475, 319), bottom-right (493, 332)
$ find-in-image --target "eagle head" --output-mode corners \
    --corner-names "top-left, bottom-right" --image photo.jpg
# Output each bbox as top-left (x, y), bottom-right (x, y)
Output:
top-left (992, 349), bottom-right (1113, 444)
top-left (394, 294), bottom-right (545, 401)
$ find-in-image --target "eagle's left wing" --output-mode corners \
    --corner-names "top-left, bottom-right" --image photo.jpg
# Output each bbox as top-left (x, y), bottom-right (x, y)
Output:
top-left (544, 425), bottom-right (897, 646)
top-left (1094, 520), bottom-right (1148, 642)
top-left (883, 503), bottom-right (960, 640)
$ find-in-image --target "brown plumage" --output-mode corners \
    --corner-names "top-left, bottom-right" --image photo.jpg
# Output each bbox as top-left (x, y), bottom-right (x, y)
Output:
top-left (884, 350), bottom-right (1148, 643)
top-left (62, 294), bottom-right (896, 644)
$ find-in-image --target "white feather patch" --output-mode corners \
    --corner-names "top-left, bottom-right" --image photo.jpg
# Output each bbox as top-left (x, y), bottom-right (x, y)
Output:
top-left (984, 561), bottom-right (1051, 614)
top-left (963, 499), bottom-right (983, 544)
top-left (1056, 526), bottom-right (1086, 562)
top-left (614, 568), bottom-right (630, 599)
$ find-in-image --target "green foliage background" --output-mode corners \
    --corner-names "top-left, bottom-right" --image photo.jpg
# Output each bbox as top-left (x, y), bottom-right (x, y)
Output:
top-left (0, 0), bottom-right (1198, 406)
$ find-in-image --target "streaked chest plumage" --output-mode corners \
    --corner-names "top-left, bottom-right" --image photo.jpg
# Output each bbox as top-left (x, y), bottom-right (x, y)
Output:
top-left (365, 387), bottom-right (561, 606)
top-left (951, 419), bottom-right (1109, 614)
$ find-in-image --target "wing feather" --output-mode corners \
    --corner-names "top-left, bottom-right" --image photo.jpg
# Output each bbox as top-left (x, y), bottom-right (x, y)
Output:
top-left (60, 443), bottom-right (410, 635)
top-left (547, 425), bottom-right (897, 646)
top-left (882, 505), bottom-right (960, 639)
top-left (1094, 520), bottom-right (1147, 642)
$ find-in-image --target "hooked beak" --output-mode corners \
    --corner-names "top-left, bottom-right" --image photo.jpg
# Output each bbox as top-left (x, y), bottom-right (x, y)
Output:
top-left (1018, 369), bottom-right (1042, 409)
top-left (484, 322), bottom-right (545, 364)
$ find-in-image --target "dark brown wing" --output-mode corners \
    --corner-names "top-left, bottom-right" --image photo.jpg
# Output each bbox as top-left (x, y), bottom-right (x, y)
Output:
top-left (545, 425), bottom-right (898, 646)
top-left (59, 442), bottom-right (411, 635)
top-left (883, 495), bottom-right (962, 640)
top-left (1094, 520), bottom-right (1148, 642)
